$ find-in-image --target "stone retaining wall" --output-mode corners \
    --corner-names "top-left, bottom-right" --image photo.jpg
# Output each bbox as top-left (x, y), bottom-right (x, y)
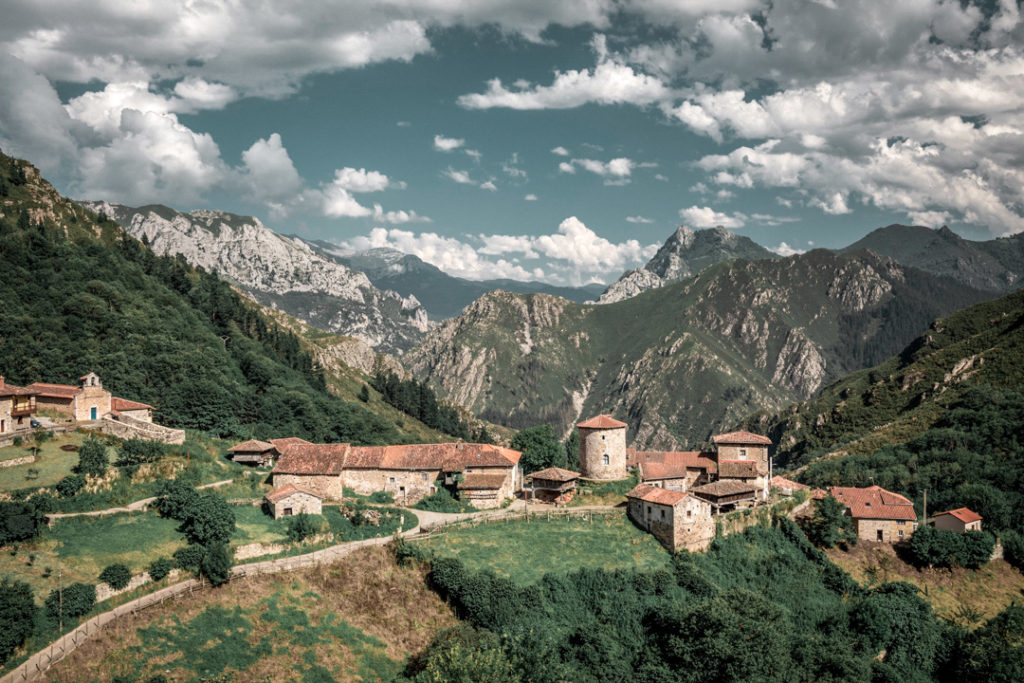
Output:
top-left (0, 456), bottom-right (35, 469)
top-left (98, 415), bottom-right (185, 445)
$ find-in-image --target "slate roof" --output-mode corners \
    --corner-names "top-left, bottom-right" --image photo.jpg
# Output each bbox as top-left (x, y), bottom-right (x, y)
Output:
top-left (527, 467), bottom-right (580, 482)
top-left (457, 473), bottom-right (508, 490)
top-left (628, 449), bottom-right (717, 476)
top-left (228, 439), bottom-right (275, 453)
top-left (829, 485), bottom-right (917, 521)
top-left (717, 460), bottom-right (760, 478)
top-left (344, 443), bottom-right (521, 470)
top-left (690, 480), bottom-right (759, 498)
top-left (626, 483), bottom-right (689, 506)
top-left (933, 507), bottom-right (982, 524)
top-left (264, 483), bottom-right (322, 503)
top-left (112, 397), bottom-right (154, 412)
top-left (577, 414), bottom-right (627, 429)
top-left (711, 430), bottom-right (772, 445)
top-left (273, 443), bottom-right (350, 475)
top-left (771, 475), bottom-right (809, 491)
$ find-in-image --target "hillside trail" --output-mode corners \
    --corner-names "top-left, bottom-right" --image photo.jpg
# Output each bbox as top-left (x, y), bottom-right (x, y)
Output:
top-left (44, 479), bottom-right (233, 522)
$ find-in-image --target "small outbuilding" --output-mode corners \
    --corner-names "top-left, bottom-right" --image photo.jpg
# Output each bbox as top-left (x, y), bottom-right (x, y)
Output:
top-left (931, 507), bottom-right (983, 533)
top-left (690, 479), bottom-right (759, 511)
top-left (228, 439), bottom-right (277, 467)
top-left (264, 484), bottom-right (323, 519)
top-left (626, 483), bottom-right (715, 553)
top-left (770, 475), bottom-right (809, 495)
top-left (526, 467), bottom-right (580, 504)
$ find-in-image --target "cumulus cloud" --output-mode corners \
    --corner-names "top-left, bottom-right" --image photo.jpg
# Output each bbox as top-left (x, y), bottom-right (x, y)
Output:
top-left (524, 193), bottom-right (538, 201)
top-left (679, 206), bottom-right (747, 229)
top-left (442, 167), bottom-right (475, 185)
top-left (480, 180), bottom-right (497, 191)
top-left (551, 146), bottom-right (570, 156)
top-left (241, 133), bottom-right (303, 201)
top-left (562, 157), bottom-right (636, 179)
top-left (433, 134), bottom-right (465, 151)
top-left (769, 242), bottom-right (805, 256)
top-left (339, 216), bottom-right (658, 284)
top-left (626, 215), bottom-right (653, 223)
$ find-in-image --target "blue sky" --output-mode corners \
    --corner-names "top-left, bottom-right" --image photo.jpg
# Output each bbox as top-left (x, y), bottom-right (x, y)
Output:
top-left (2, 1), bottom-right (1023, 285)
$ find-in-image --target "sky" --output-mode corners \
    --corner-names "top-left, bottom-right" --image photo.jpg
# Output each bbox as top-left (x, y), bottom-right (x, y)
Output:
top-left (1, 1), bottom-right (1023, 286)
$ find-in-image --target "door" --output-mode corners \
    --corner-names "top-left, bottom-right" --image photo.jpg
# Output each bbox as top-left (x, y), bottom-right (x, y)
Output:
top-left (90, 406), bottom-right (97, 420)
top-left (876, 529), bottom-right (883, 541)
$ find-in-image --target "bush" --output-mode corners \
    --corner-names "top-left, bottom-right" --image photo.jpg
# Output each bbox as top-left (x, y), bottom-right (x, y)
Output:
top-left (201, 542), bottom-right (232, 586)
top-left (55, 473), bottom-right (86, 498)
top-left (0, 500), bottom-right (45, 545)
top-left (45, 582), bottom-right (96, 623)
top-left (368, 490), bottom-right (394, 504)
top-left (805, 496), bottom-right (857, 549)
top-left (147, 557), bottom-right (173, 581)
top-left (1002, 530), bottom-right (1024, 570)
top-left (173, 544), bottom-right (206, 571)
top-left (115, 439), bottom-right (165, 468)
top-left (414, 487), bottom-right (470, 513)
top-left (99, 563), bottom-right (132, 590)
top-left (74, 436), bottom-right (108, 477)
top-left (906, 526), bottom-right (995, 569)
top-left (285, 513), bottom-right (320, 543)
top-left (0, 578), bottom-right (36, 665)
top-left (177, 491), bottom-right (235, 546)
top-left (153, 479), bottom-right (198, 520)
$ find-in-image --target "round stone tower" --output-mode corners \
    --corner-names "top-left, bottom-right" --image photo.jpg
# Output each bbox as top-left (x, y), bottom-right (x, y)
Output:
top-left (577, 414), bottom-right (628, 480)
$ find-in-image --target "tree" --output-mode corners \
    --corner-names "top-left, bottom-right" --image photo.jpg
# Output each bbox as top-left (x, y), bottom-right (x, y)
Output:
top-left (564, 429), bottom-right (580, 471)
top-left (510, 425), bottom-right (565, 473)
top-left (147, 557), bottom-right (173, 581)
top-left (177, 491), bottom-right (235, 546)
top-left (0, 579), bottom-right (36, 665)
top-left (285, 513), bottom-right (320, 542)
top-left (201, 542), bottom-right (232, 586)
top-left (55, 473), bottom-right (86, 498)
top-left (407, 625), bottom-right (517, 683)
top-left (954, 604), bottom-right (1024, 682)
top-left (173, 544), bottom-right (206, 571)
top-left (99, 564), bottom-right (132, 590)
top-left (45, 583), bottom-right (95, 624)
top-left (0, 500), bottom-right (45, 545)
top-left (74, 436), bottom-right (108, 477)
top-left (358, 385), bottom-right (370, 403)
top-left (805, 496), bottom-right (857, 548)
top-left (153, 480), bottom-right (199, 520)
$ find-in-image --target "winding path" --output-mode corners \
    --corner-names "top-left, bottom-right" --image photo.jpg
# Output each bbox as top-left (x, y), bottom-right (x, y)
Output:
top-left (44, 479), bottom-right (234, 522)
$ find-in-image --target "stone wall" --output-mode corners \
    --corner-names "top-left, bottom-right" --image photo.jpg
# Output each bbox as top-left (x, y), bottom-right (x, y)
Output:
top-left (269, 491), bottom-right (322, 518)
top-left (627, 496), bottom-right (714, 553)
top-left (715, 444), bottom-right (768, 472)
top-left (855, 518), bottom-right (916, 543)
top-left (73, 385), bottom-right (111, 422)
top-left (343, 468), bottom-right (441, 505)
top-left (99, 415), bottom-right (185, 445)
top-left (579, 427), bottom-right (627, 480)
top-left (273, 473), bottom-right (345, 501)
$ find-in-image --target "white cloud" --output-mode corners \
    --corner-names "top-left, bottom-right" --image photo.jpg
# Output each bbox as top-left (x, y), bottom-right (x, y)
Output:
top-left (372, 205), bottom-right (431, 224)
top-left (551, 146), bottom-right (570, 156)
top-left (396, 121), bottom-right (411, 127)
top-left (465, 149), bottom-right (482, 162)
top-left (524, 193), bottom-right (538, 201)
top-left (626, 215), bottom-right (653, 223)
top-left (654, 173), bottom-right (668, 181)
top-left (769, 242), bottom-right (805, 256)
top-left (330, 167), bottom-right (397, 193)
top-left (480, 180), bottom-right (497, 191)
top-left (442, 167), bottom-right (474, 185)
top-left (433, 134), bottom-right (465, 152)
top-left (567, 157), bottom-right (636, 178)
top-left (458, 35), bottom-right (671, 110)
top-left (241, 133), bottom-right (302, 201)
top-left (907, 210), bottom-right (952, 227)
top-left (679, 205), bottom-right (747, 228)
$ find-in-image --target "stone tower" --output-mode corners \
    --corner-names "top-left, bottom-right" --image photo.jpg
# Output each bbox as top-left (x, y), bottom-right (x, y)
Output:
top-left (577, 414), bottom-right (628, 480)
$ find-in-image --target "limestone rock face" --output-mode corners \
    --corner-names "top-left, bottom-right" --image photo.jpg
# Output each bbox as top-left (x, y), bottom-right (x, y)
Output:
top-left (80, 202), bottom-right (428, 354)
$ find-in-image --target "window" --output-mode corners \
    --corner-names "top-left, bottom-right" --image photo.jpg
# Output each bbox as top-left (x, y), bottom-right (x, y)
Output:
top-left (388, 477), bottom-right (396, 485)
top-left (647, 506), bottom-right (652, 517)
top-left (898, 530), bottom-right (904, 538)
top-left (876, 530), bottom-right (884, 541)
top-left (739, 448), bottom-right (747, 457)
top-left (687, 509), bottom-right (692, 518)
top-left (660, 509), bottom-right (665, 519)
top-left (283, 507), bottom-right (293, 516)
top-left (602, 454), bottom-right (610, 466)
top-left (601, 435), bottom-right (605, 440)
top-left (420, 472), bottom-right (428, 481)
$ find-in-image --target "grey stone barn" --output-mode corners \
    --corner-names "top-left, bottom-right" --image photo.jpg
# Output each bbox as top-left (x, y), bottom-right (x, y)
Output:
top-left (626, 483), bottom-right (715, 553)
top-left (264, 483), bottom-right (323, 519)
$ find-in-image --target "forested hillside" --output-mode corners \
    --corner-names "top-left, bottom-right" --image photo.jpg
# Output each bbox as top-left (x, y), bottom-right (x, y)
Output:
top-left (0, 150), bottom-right (426, 444)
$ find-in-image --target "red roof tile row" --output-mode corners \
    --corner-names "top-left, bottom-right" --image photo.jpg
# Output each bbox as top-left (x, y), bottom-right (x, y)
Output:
top-left (25, 382), bottom-right (81, 399)
top-left (711, 430), bottom-right (772, 445)
top-left (628, 449), bottom-right (717, 476)
top-left (626, 483), bottom-right (689, 506)
top-left (111, 397), bottom-right (154, 412)
top-left (717, 459), bottom-right (760, 478)
top-left (770, 475), bottom-right (809, 490)
top-left (271, 441), bottom-right (521, 476)
top-left (526, 467), bottom-right (580, 482)
top-left (264, 483), bottom-right (322, 503)
top-left (274, 443), bottom-right (350, 475)
top-left (577, 414), bottom-right (627, 429)
top-left (933, 507), bottom-right (982, 524)
top-left (829, 485), bottom-right (917, 521)
top-left (228, 439), bottom-right (275, 453)
top-left (457, 473), bottom-right (508, 490)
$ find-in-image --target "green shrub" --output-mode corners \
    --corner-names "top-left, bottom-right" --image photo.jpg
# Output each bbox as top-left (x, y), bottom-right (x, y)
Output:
top-left (173, 544), bottom-right (206, 571)
top-left (0, 578), bottom-right (36, 665)
top-left (45, 582), bottom-right (95, 623)
top-left (285, 513), bottom-right (320, 543)
top-left (369, 490), bottom-right (394, 504)
top-left (153, 479), bottom-right (198, 520)
top-left (1002, 530), bottom-right (1024, 570)
top-left (74, 436), bottom-right (109, 477)
top-left (55, 473), bottom-right (86, 498)
top-left (201, 542), bottom-right (232, 586)
top-left (414, 487), bottom-right (471, 513)
top-left (99, 563), bottom-right (132, 590)
top-left (147, 557), bottom-right (173, 581)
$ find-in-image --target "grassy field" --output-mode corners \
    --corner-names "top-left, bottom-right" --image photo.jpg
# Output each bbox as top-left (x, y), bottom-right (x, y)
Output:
top-left (421, 513), bottom-right (672, 585)
top-left (0, 431), bottom-right (106, 492)
top-left (44, 546), bottom-right (457, 683)
top-left (826, 543), bottom-right (1024, 627)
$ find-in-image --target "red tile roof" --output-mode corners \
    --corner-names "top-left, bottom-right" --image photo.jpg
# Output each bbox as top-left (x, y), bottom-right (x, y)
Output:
top-left (690, 480), bottom-right (759, 498)
top-left (26, 382), bottom-right (81, 399)
top-left (933, 507), bottom-right (982, 524)
top-left (0, 382), bottom-right (35, 397)
top-left (712, 430), bottom-right (772, 445)
top-left (264, 483), bottom-right (322, 503)
top-left (717, 460), bottom-right (760, 479)
top-left (829, 486), bottom-right (917, 521)
top-left (111, 397), bottom-right (154, 412)
top-left (228, 439), bottom-right (275, 453)
top-left (770, 475), bottom-right (809, 491)
top-left (577, 414), bottom-right (627, 429)
top-left (269, 437), bottom-right (312, 451)
top-left (344, 443), bottom-right (521, 470)
top-left (273, 443), bottom-right (350, 475)
top-left (628, 449), bottom-right (717, 475)
top-left (527, 467), bottom-right (580, 482)
top-left (626, 483), bottom-right (689, 506)
top-left (457, 473), bottom-right (508, 490)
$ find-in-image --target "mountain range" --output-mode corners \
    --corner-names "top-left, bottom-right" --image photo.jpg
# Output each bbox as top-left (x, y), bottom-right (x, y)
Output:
top-left (302, 240), bottom-right (605, 319)
top-left (78, 202), bottom-right (429, 355)
top-left (406, 249), bottom-right (995, 448)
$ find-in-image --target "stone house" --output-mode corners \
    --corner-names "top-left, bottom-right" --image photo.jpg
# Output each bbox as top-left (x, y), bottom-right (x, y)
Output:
top-left (629, 449), bottom-right (717, 491)
top-left (830, 485), bottom-right (918, 543)
top-left (931, 507), bottom-right (983, 533)
top-left (626, 483), bottom-right (715, 553)
top-left (577, 415), bottom-right (628, 480)
top-left (711, 430), bottom-right (771, 500)
top-left (27, 372), bottom-right (112, 422)
top-left (111, 397), bottom-right (154, 422)
top-left (689, 479), bottom-right (759, 511)
top-left (264, 484), bottom-right (323, 519)
top-left (526, 467), bottom-right (580, 504)
top-left (270, 441), bottom-right (521, 509)
top-left (228, 437), bottom-right (313, 467)
top-left (0, 376), bottom-right (36, 435)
